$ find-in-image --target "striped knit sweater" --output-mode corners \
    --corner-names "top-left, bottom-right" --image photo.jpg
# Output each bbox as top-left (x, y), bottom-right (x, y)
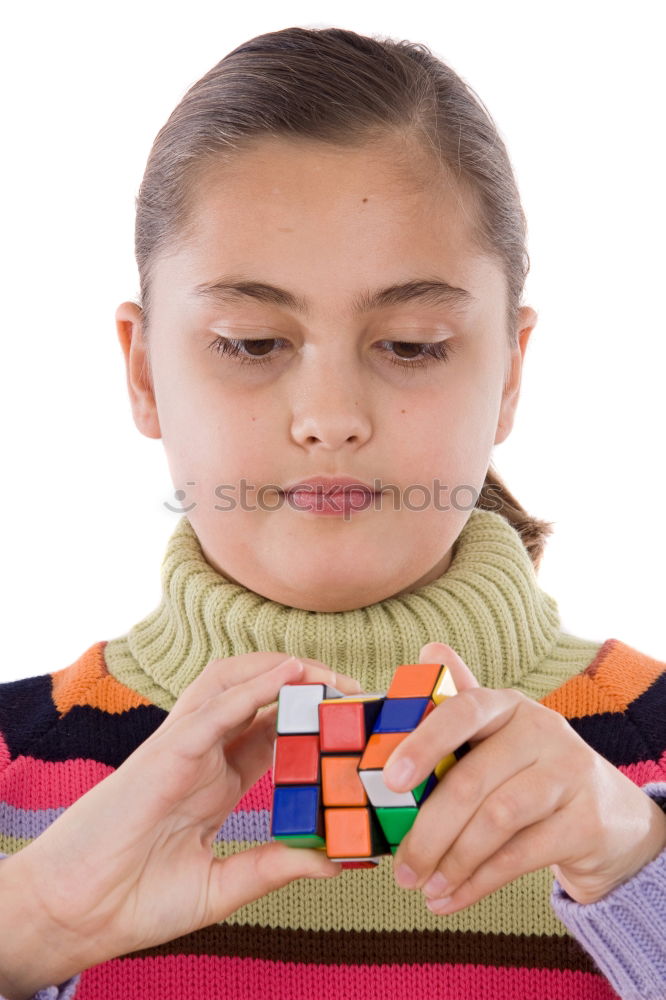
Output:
top-left (0, 507), bottom-right (665, 1000)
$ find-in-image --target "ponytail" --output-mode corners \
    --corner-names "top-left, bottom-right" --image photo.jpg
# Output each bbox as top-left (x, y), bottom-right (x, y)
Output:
top-left (476, 465), bottom-right (555, 571)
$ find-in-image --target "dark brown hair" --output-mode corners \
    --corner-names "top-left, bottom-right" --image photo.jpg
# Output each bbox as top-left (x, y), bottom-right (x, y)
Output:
top-left (133, 25), bottom-right (554, 568)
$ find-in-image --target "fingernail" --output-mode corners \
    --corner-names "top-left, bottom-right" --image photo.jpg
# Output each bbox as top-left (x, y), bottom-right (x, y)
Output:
top-left (384, 757), bottom-right (415, 789)
top-left (426, 896), bottom-right (454, 912)
top-left (422, 872), bottom-right (449, 898)
top-left (282, 656), bottom-right (304, 674)
top-left (396, 863), bottom-right (418, 888)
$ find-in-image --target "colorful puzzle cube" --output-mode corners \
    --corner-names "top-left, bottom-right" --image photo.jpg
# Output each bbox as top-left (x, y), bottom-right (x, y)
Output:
top-left (270, 662), bottom-right (472, 866)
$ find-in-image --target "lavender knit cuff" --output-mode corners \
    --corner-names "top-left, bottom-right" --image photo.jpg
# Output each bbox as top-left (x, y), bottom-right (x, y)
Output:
top-left (550, 781), bottom-right (666, 1000)
top-left (26, 982), bottom-right (80, 1000)
top-left (0, 976), bottom-right (80, 1000)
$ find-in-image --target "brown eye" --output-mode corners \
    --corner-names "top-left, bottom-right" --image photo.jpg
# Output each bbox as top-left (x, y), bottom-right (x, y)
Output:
top-left (207, 335), bottom-right (456, 372)
top-left (207, 336), bottom-right (285, 367)
top-left (239, 339), bottom-right (274, 357)
top-left (379, 339), bottom-right (456, 371)
top-left (391, 342), bottom-right (424, 361)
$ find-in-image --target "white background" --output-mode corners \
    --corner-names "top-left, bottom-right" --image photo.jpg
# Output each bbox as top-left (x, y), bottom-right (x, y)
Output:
top-left (1, 0), bottom-right (664, 681)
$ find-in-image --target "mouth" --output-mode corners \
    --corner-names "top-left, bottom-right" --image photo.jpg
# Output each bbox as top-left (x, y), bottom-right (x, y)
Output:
top-left (280, 488), bottom-right (378, 495)
top-left (281, 477), bottom-right (379, 496)
top-left (279, 484), bottom-right (379, 515)
top-left (279, 490), bottom-right (379, 505)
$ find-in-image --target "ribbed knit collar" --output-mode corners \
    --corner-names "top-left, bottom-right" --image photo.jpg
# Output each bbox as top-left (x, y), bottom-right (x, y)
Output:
top-left (103, 508), bottom-right (603, 712)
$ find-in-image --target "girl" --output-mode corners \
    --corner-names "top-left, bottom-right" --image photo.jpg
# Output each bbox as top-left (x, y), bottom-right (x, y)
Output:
top-left (1, 24), bottom-right (665, 1000)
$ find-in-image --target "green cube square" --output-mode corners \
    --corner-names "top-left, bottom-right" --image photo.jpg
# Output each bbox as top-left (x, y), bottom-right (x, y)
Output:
top-left (375, 806), bottom-right (418, 844)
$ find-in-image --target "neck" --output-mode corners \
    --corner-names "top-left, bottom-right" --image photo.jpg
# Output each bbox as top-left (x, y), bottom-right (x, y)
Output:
top-left (103, 507), bottom-right (602, 711)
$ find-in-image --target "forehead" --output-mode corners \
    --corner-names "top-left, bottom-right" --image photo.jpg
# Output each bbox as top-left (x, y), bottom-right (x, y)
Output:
top-left (189, 135), bottom-right (477, 239)
top-left (156, 136), bottom-right (504, 312)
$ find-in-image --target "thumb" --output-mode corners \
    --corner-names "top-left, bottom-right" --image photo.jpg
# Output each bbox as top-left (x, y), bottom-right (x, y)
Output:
top-left (206, 841), bottom-right (341, 922)
top-left (420, 641), bottom-right (481, 692)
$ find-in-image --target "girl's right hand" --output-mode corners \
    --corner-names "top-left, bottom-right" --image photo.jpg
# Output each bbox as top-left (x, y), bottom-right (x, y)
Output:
top-left (7, 652), bottom-right (359, 978)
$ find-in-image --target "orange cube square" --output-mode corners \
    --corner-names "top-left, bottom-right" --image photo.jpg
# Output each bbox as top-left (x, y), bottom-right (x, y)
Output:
top-left (386, 662), bottom-right (443, 699)
top-left (358, 731), bottom-right (408, 769)
top-left (325, 807), bottom-right (373, 858)
top-left (321, 755), bottom-right (367, 806)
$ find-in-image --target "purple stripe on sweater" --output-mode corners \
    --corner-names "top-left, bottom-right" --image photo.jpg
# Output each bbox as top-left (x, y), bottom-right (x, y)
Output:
top-left (0, 801), bottom-right (270, 845)
top-left (214, 809), bottom-right (271, 843)
top-left (0, 801), bottom-right (65, 839)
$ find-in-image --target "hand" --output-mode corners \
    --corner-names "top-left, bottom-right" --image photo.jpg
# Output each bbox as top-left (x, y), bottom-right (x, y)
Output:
top-left (383, 641), bottom-right (666, 914)
top-left (10, 653), bottom-right (360, 975)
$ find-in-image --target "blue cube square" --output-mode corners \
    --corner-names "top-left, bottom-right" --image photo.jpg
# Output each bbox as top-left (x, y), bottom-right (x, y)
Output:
top-left (271, 785), bottom-right (322, 837)
top-left (373, 697), bottom-right (431, 733)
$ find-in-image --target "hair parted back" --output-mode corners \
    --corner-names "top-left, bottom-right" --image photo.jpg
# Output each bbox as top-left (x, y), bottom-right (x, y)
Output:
top-left (133, 24), bottom-right (554, 568)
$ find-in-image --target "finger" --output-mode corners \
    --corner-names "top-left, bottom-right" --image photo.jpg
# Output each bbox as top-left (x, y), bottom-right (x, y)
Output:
top-left (218, 653), bottom-right (363, 749)
top-left (424, 806), bottom-right (571, 915)
top-left (224, 706), bottom-right (279, 796)
top-left (419, 643), bottom-right (483, 755)
top-left (383, 686), bottom-right (525, 797)
top-left (200, 654), bottom-right (363, 699)
top-left (420, 642), bottom-right (481, 691)
top-left (160, 654), bottom-right (362, 734)
top-left (420, 761), bottom-right (566, 899)
top-left (225, 701), bottom-right (277, 745)
top-left (154, 654), bottom-right (299, 737)
top-left (171, 658), bottom-right (307, 762)
top-left (195, 657), bottom-right (361, 742)
top-left (392, 700), bottom-right (542, 886)
top-left (206, 841), bottom-right (342, 925)
top-left (213, 697), bottom-right (277, 752)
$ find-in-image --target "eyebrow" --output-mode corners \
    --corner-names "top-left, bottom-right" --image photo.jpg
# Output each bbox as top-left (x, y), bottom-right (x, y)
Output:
top-left (190, 274), bottom-right (475, 316)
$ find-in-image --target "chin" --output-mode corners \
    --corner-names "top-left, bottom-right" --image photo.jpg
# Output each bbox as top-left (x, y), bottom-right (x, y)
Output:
top-left (280, 571), bottom-right (406, 612)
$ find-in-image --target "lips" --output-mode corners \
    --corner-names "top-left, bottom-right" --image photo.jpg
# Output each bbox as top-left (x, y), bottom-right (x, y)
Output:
top-left (282, 476), bottom-right (376, 495)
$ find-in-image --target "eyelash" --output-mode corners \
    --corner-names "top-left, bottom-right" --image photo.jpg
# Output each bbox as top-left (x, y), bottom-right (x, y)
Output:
top-left (206, 336), bottom-right (456, 372)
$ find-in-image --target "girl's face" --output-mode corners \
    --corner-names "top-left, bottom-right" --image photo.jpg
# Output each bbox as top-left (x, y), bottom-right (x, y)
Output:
top-left (116, 137), bottom-right (536, 612)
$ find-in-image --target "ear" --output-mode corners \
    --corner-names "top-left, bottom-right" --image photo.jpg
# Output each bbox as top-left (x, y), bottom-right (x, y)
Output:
top-left (495, 305), bottom-right (537, 446)
top-left (115, 301), bottom-right (162, 440)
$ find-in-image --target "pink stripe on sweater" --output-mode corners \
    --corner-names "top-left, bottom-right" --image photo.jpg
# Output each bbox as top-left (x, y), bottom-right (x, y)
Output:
top-left (0, 756), bottom-right (114, 808)
top-left (75, 955), bottom-right (618, 999)
top-left (236, 770), bottom-right (273, 810)
top-left (620, 749), bottom-right (666, 787)
top-left (0, 756), bottom-right (274, 811)
top-left (0, 731), bottom-right (10, 773)
top-left (3, 751), bottom-right (663, 813)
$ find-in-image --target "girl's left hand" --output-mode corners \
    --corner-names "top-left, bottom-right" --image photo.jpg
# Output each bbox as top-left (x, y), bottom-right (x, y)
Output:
top-left (383, 641), bottom-right (666, 913)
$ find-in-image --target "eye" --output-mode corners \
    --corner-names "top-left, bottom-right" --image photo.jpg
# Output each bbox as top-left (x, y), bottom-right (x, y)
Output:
top-left (377, 339), bottom-right (456, 370)
top-left (207, 335), bottom-right (456, 371)
top-left (207, 336), bottom-right (286, 367)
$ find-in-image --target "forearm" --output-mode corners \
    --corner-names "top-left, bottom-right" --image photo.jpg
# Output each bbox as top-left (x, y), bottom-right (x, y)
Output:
top-left (0, 852), bottom-right (84, 1000)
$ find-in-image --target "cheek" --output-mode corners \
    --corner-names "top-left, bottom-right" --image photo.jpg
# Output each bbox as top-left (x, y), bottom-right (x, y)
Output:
top-left (189, 412), bottom-right (278, 500)
top-left (401, 384), bottom-right (497, 484)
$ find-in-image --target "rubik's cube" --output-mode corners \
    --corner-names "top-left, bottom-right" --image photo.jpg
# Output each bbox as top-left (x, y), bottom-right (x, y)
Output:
top-left (270, 662), bottom-right (471, 867)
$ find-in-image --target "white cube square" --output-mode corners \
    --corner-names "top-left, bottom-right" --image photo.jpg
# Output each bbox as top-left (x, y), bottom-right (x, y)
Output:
top-left (358, 768), bottom-right (417, 808)
top-left (277, 683), bottom-right (326, 734)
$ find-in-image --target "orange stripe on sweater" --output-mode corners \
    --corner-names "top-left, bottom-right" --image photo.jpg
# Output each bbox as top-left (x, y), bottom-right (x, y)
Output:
top-left (46, 637), bottom-right (666, 726)
top-left (49, 641), bottom-right (153, 716)
top-left (541, 638), bottom-right (665, 716)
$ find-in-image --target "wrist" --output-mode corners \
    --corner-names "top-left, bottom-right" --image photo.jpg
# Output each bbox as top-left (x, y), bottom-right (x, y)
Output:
top-left (646, 797), bottom-right (666, 859)
top-left (0, 851), bottom-right (86, 998)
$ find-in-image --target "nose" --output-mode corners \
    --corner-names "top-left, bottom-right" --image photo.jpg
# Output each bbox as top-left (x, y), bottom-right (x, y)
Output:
top-left (290, 397), bottom-right (371, 449)
top-left (289, 354), bottom-right (372, 450)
